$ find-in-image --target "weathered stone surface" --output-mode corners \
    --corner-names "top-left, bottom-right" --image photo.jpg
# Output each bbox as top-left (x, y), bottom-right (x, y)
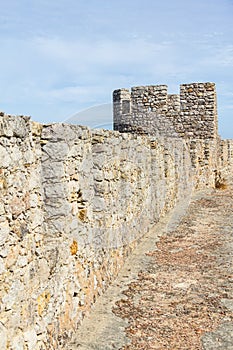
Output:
top-left (0, 144), bottom-right (10, 167)
top-left (24, 328), bottom-right (38, 350)
top-left (0, 115), bottom-right (29, 138)
top-left (42, 160), bottom-right (64, 180)
top-left (0, 323), bottom-right (7, 349)
top-left (0, 257), bottom-right (6, 273)
top-left (37, 258), bottom-right (50, 281)
top-left (202, 323), bottom-right (233, 350)
top-left (2, 280), bottom-right (24, 309)
top-left (0, 83), bottom-right (232, 349)
top-left (114, 82), bottom-right (218, 140)
top-left (93, 196), bottom-right (106, 212)
top-left (0, 221), bottom-right (9, 245)
top-left (43, 141), bottom-right (69, 160)
top-left (11, 334), bottom-right (24, 350)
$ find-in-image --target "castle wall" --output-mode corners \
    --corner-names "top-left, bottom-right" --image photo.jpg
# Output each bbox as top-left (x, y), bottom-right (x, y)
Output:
top-left (0, 86), bottom-right (232, 348)
top-left (0, 115), bottom-right (44, 349)
top-left (0, 113), bottom-right (199, 349)
top-left (218, 139), bottom-right (233, 183)
top-left (113, 85), bottom-right (170, 136)
top-left (179, 83), bottom-right (218, 139)
top-left (113, 82), bottom-right (218, 140)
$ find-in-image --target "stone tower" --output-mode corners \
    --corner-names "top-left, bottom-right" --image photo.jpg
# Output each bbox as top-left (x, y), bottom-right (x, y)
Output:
top-left (113, 82), bottom-right (218, 139)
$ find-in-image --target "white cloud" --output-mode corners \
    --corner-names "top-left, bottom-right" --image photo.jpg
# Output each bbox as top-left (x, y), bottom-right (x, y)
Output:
top-left (200, 44), bottom-right (233, 67)
top-left (33, 36), bottom-right (172, 69)
top-left (45, 85), bottom-right (105, 103)
top-left (216, 45), bottom-right (233, 67)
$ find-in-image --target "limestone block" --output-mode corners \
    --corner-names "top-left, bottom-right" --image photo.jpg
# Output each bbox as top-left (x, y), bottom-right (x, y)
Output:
top-left (67, 143), bottom-right (83, 157)
top-left (0, 202), bottom-right (5, 215)
top-left (24, 328), bottom-right (38, 350)
top-left (44, 183), bottom-right (66, 199)
top-left (23, 148), bottom-right (35, 164)
top-left (16, 255), bottom-right (28, 268)
top-left (93, 154), bottom-right (106, 168)
top-left (29, 193), bottom-right (39, 208)
top-left (42, 123), bottom-right (79, 142)
top-left (45, 216), bottom-right (70, 235)
top-left (0, 144), bottom-right (10, 168)
top-left (42, 160), bottom-right (64, 180)
top-left (44, 202), bottom-right (70, 218)
top-left (0, 221), bottom-right (10, 245)
top-left (28, 172), bottom-right (41, 191)
top-left (93, 196), bottom-right (106, 212)
top-left (104, 168), bottom-right (117, 181)
top-left (5, 245), bottom-right (19, 268)
top-left (93, 169), bottom-right (104, 182)
top-left (0, 322), bottom-right (7, 350)
top-left (7, 171), bottom-right (27, 191)
top-left (10, 145), bottom-right (25, 165)
top-left (29, 210), bottom-right (43, 230)
top-left (92, 143), bottom-right (109, 153)
top-left (0, 118), bottom-right (13, 137)
top-left (37, 258), bottom-right (50, 282)
top-left (12, 116), bottom-right (30, 138)
top-left (11, 333), bottom-right (24, 350)
top-left (81, 188), bottom-right (94, 203)
top-left (94, 181), bottom-right (107, 195)
top-left (10, 197), bottom-right (26, 217)
top-left (7, 310), bottom-right (21, 329)
top-left (42, 142), bottom-right (69, 161)
top-left (0, 257), bottom-right (6, 274)
top-left (2, 280), bottom-right (24, 309)
top-left (80, 158), bottom-right (93, 176)
top-left (0, 115), bottom-right (29, 139)
top-left (31, 121), bottom-right (43, 137)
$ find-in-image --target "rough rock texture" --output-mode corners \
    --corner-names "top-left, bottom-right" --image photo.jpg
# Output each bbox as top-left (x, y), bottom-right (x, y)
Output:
top-left (0, 114), bottom-right (194, 349)
top-left (113, 82), bottom-right (218, 139)
top-left (0, 82), bottom-right (233, 349)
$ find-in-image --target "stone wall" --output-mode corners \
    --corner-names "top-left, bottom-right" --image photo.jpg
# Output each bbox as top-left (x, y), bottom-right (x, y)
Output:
top-left (218, 139), bottom-right (233, 183)
top-left (113, 82), bottom-right (218, 139)
top-left (0, 113), bottom-right (195, 349)
top-left (0, 103), bottom-right (232, 349)
top-left (179, 83), bottom-right (218, 139)
top-left (113, 81), bottom-right (225, 189)
top-left (0, 115), bottom-right (44, 349)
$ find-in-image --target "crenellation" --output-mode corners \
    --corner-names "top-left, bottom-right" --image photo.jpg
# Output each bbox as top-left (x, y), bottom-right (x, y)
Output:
top-left (167, 94), bottom-right (180, 113)
top-left (179, 82), bottom-right (218, 139)
top-left (131, 85), bottom-right (168, 114)
top-left (113, 82), bottom-right (219, 140)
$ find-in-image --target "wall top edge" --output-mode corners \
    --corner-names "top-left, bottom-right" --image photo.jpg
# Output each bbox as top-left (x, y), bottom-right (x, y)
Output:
top-left (113, 82), bottom-right (216, 94)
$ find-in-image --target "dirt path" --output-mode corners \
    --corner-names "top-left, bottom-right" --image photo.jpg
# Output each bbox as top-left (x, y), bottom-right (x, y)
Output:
top-left (66, 186), bottom-right (233, 350)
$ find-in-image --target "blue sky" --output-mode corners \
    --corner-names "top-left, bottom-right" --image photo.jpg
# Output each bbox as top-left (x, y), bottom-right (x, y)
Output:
top-left (0, 0), bottom-right (232, 138)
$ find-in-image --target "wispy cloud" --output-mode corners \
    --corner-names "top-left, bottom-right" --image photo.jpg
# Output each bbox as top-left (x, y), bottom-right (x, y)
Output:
top-left (33, 36), bottom-right (172, 68)
top-left (214, 45), bottom-right (233, 67)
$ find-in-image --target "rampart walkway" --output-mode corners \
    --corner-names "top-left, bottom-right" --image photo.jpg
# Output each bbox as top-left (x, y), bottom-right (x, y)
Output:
top-left (66, 184), bottom-right (233, 350)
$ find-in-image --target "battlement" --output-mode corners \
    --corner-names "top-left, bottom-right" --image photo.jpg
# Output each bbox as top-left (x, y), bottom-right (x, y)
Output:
top-left (113, 82), bottom-right (218, 139)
